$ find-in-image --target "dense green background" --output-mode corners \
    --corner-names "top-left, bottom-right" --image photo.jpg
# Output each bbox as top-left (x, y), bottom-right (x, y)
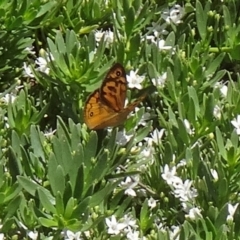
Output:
top-left (0, 0), bottom-right (240, 239)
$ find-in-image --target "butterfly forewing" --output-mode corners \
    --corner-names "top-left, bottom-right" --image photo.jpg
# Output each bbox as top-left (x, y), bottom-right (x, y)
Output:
top-left (100, 63), bottom-right (127, 112)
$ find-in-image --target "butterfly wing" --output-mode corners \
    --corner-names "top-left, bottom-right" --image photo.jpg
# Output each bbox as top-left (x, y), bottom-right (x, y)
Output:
top-left (100, 63), bottom-right (127, 112)
top-left (84, 89), bottom-right (120, 130)
top-left (84, 90), bottom-right (146, 130)
top-left (118, 93), bottom-right (146, 120)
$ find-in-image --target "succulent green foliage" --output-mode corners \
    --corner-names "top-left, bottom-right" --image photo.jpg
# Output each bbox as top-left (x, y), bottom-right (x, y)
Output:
top-left (0, 0), bottom-right (240, 239)
top-left (2, 117), bottom-right (148, 236)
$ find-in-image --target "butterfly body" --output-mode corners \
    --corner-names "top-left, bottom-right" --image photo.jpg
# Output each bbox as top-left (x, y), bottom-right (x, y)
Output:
top-left (84, 63), bottom-right (145, 130)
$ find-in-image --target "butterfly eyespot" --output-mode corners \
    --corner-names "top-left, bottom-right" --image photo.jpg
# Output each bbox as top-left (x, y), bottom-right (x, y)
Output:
top-left (89, 112), bottom-right (94, 117)
top-left (116, 70), bottom-right (121, 76)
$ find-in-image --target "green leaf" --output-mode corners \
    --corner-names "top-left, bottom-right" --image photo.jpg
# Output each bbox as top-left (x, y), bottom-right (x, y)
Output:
top-left (52, 136), bottom-right (72, 174)
top-left (91, 150), bottom-right (109, 181)
top-left (4, 195), bottom-right (22, 219)
top-left (223, 5), bottom-right (232, 27)
top-left (177, 118), bottom-right (190, 144)
top-left (64, 197), bottom-right (76, 219)
top-left (68, 145), bottom-right (84, 191)
top-left (196, 1), bottom-right (208, 40)
top-left (215, 127), bottom-right (227, 160)
top-left (165, 31), bottom-right (175, 47)
top-left (218, 177), bottom-right (228, 200)
top-left (30, 125), bottom-right (45, 160)
top-left (18, 176), bottom-right (55, 207)
top-left (48, 162), bottom-right (65, 196)
top-left (36, 1), bottom-right (56, 18)
top-left (4, 182), bottom-right (22, 203)
top-left (188, 86), bottom-right (200, 117)
top-left (205, 53), bottom-right (225, 77)
top-left (71, 196), bottom-right (90, 219)
top-left (125, 7), bottom-right (135, 39)
top-left (134, 121), bottom-right (152, 142)
top-left (38, 217), bottom-right (58, 228)
top-left (17, 176), bottom-right (39, 196)
top-left (230, 44), bottom-right (240, 60)
top-left (139, 199), bottom-right (153, 232)
top-left (8, 147), bottom-right (22, 179)
top-left (56, 31), bottom-right (67, 54)
top-left (73, 163), bottom-right (84, 200)
top-left (56, 191), bottom-right (64, 215)
top-left (37, 188), bottom-right (56, 214)
top-left (215, 203), bottom-right (228, 228)
top-left (89, 181), bottom-right (121, 207)
top-left (166, 67), bottom-right (176, 101)
top-left (84, 131), bottom-right (98, 165)
top-left (11, 130), bottom-right (21, 157)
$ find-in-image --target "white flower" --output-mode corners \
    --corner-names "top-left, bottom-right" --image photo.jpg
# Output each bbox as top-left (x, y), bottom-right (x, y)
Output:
top-left (24, 46), bottom-right (36, 55)
top-left (95, 29), bottom-right (105, 42)
top-left (120, 176), bottom-right (139, 197)
top-left (28, 231), bottom-right (38, 240)
top-left (220, 85), bottom-right (228, 97)
top-left (83, 231), bottom-right (90, 238)
top-left (35, 57), bottom-right (50, 74)
top-left (183, 119), bottom-right (194, 135)
top-left (136, 142), bottom-right (155, 166)
top-left (2, 93), bottom-right (16, 104)
top-left (123, 215), bottom-right (137, 229)
top-left (0, 224), bottom-right (3, 240)
top-left (161, 165), bottom-right (182, 186)
top-left (227, 203), bottom-right (239, 223)
top-left (126, 227), bottom-right (140, 240)
top-left (210, 169), bottom-right (218, 181)
top-left (94, 29), bottom-right (114, 48)
top-left (148, 197), bottom-right (157, 209)
top-left (176, 159), bottom-right (187, 168)
top-left (215, 82), bottom-right (228, 97)
top-left (127, 70), bottom-right (145, 89)
top-left (25, 46), bottom-right (36, 55)
top-left (185, 207), bottom-right (202, 220)
top-left (231, 115), bottom-right (240, 135)
top-left (64, 230), bottom-right (81, 240)
top-left (213, 105), bottom-right (221, 119)
top-left (44, 128), bottom-right (56, 138)
top-left (104, 0), bottom-right (110, 4)
top-left (137, 112), bottom-right (151, 127)
top-left (105, 30), bottom-right (114, 47)
top-left (23, 62), bottom-right (34, 77)
top-left (141, 146), bottom-right (153, 159)
top-left (162, 4), bottom-right (185, 25)
top-left (169, 225), bottom-right (180, 240)
top-left (152, 72), bottom-right (167, 87)
top-left (142, 34), bottom-right (155, 43)
top-left (116, 131), bottom-right (133, 146)
top-left (156, 39), bottom-right (173, 50)
top-left (18, 221), bottom-right (28, 230)
top-left (151, 128), bottom-right (165, 144)
top-left (106, 215), bottom-right (127, 235)
top-left (173, 179), bottom-right (198, 202)
top-left (112, 12), bottom-right (125, 23)
top-left (154, 219), bottom-right (164, 230)
top-left (146, 22), bottom-right (169, 36)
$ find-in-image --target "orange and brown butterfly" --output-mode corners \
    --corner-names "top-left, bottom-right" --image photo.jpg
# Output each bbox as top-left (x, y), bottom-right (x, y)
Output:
top-left (84, 63), bottom-right (146, 130)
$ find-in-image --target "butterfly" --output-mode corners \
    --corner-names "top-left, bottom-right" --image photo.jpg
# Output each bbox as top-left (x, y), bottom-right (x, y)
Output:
top-left (84, 63), bottom-right (146, 130)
